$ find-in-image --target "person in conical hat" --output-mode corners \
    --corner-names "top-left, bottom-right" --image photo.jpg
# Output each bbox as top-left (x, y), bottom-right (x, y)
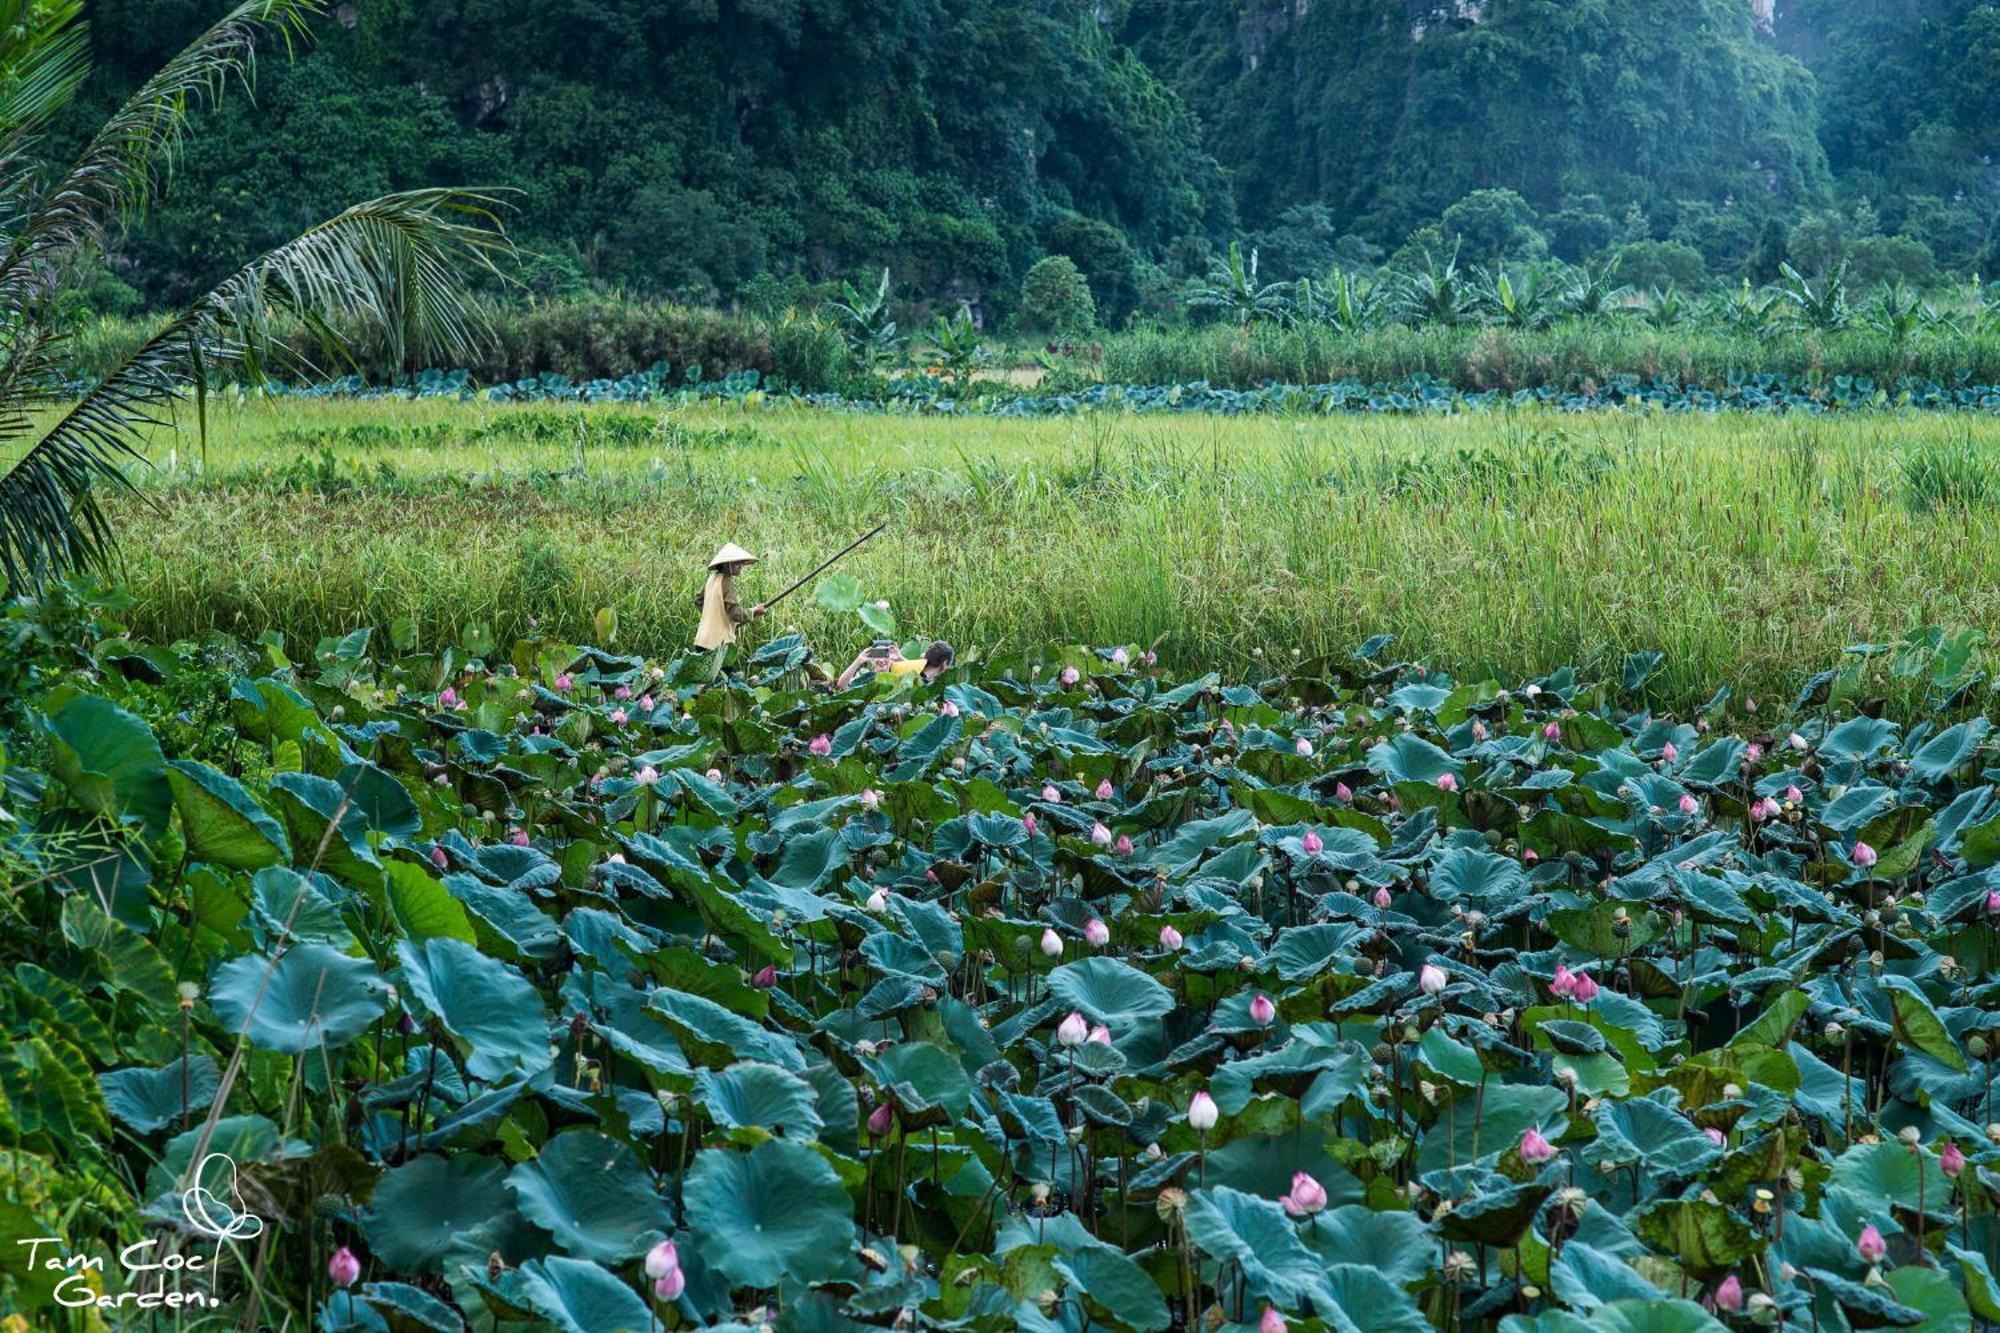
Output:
top-left (693, 543), bottom-right (766, 651)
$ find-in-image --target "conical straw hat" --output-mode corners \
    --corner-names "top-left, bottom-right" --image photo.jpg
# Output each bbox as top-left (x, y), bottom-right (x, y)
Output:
top-left (708, 542), bottom-right (757, 569)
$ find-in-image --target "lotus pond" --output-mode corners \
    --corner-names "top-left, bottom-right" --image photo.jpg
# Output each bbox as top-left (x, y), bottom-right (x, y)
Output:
top-left (6, 594), bottom-right (2000, 1332)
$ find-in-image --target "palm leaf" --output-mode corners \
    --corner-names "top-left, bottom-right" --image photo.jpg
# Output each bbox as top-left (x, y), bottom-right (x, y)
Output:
top-left (0, 188), bottom-right (508, 592)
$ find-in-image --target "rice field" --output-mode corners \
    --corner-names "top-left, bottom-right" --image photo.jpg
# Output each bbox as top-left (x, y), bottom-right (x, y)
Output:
top-left (103, 396), bottom-right (2000, 710)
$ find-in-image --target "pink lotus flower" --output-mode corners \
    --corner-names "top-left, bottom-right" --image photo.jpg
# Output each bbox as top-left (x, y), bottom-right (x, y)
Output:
top-left (1294, 736), bottom-right (1314, 757)
top-left (1519, 1128), bottom-right (1555, 1164)
top-left (1986, 890), bottom-right (2000, 916)
top-left (1084, 918), bottom-right (1110, 947)
top-left (1704, 1127), bottom-right (1726, 1146)
top-left (1419, 963), bottom-right (1448, 995)
top-left (1679, 793), bottom-right (1699, 815)
top-left (868, 1101), bottom-right (893, 1137)
top-left (430, 846), bottom-right (449, 869)
top-left (1041, 783), bottom-right (1061, 803)
top-left (1853, 841), bottom-right (1878, 869)
top-left (1023, 812), bottom-right (1038, 836)
top-left (1943, 1142), bottom-right (1966, 1179)
top-left (1569, 970), bottom-right (1599, 1004)
top-left (1472, 720), bottom-right (1488, 742)
top-left (1115, 833), bottom-right (1134, 856)
top-left (860, 788), bottom-right (880, 809)
top-left (1750, 798), bottom-right (1773, 822)
top-left (809, 734), bottom-right (832, 757)
top-left (1789, 731), bottom-right (1809, 751)
top-left (1281, 1171), bottom-right (1328, 1217)
top-left (508, 828), bottom-right (529, 847)
top-left (866, 887), bottom-right (888, 912)
top-left (1523, 848), bottom-right (1539, 863)
top-left (614, 684), bottom-right (632, 700)
top-left (1056, 1011), bottom-right (1089, 1046)
top-left (1096, 778), bottom-right (1114, 800)
top-left (752, 964), bottom-right (777, 989)
top-left (706, 768), bottom-right (722, 782)
top-left (1111, 647), bottom-right (1130, 667)
top-left (1857, 1223), bottom-right (1887, 1265)
top-left (941, 700), bottom-right (959, 717)
top-left (1090, 821), bottom-right (1113, 848)
top-left (1744, 743), bottom-right (1763, 764)
top-left (554, 674), bottom-right (573, 692)
top-left (608, 852), bottom-right (626, 864)
top-left (1088, 1024), bottom-right (1112, 1046)
top-left (653, 1267), bottom-right (686, 1302)
top-left (1160, 924), bottom-right (1184, 951)
top-left (1301, 828), bottom-right (1324, 855)
top-left (1662, 741), bottom-right (1678, 762)
top-left (1061, 666), bottom-right (1080, 687)
top-left (1188, 1091), bottom-right (1218, 1131)
top-left (1436, 772), bottom-right (1458, 792)
top-left (1786, 784), bottom-right (1803, 803)
top-left (609, 708), bottom-right (628, 724)
top-left (1143, 650), bottom-right (1157, 666)
top-left (1249, 993), bottom-right (1276, 1026)
top-left (644, 1240), bottom-right (680, 1281)
top-left (1551, 965), bottom-right (1575, 999)
top-left (328, 1246), bottom-right (360, 1289)
top-left (1259, 1307), bottom-right (1286, 1333)
top-left (1543, 721), bottom-right (1562, 741)
top-left (1335, 782), bottom-right (1353, 802)
top-left (438, 686), bottom-right (461, 710)
top-left (635, 766), bottom-right (660, 785)
top-left (1040, 928), bottom-right (1064, 958)
top-left (1714, 1274), bottom-right (1743, 1313)
top-left (1373, 887), bottom-right (1392, 909)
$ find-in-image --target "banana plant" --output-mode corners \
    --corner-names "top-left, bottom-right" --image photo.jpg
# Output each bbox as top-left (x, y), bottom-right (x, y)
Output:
top-left (927, 304), bottom-right (982, 394)
top-left (1642, 284), bottom-right (1688, 330)
top-left (1554, 259), bottom-right (1629, 321)
top-left (1861, 281), bottom-right (1939, 343)
top-left (1777, 260), bottom-right (1852, 333)
top-left (1187, 241), bottom-right (1292, 328)
top-left (1297, 269), bottom-right (1383, 333)
top-left (1709, 279), bottom-right (1785, 338)
top-left (828, 268), bottom-right (902, 372)
top-left (1474, 264), bottom-right (1555, 329)
top-left (1393, 246), bottom-right (1477, 327)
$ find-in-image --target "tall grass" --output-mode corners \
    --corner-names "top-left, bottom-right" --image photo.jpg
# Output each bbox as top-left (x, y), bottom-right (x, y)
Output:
top-left (1096, 323), bottom-right (2000, 391)
top-left (103, 398), bottom-right (2000, 711)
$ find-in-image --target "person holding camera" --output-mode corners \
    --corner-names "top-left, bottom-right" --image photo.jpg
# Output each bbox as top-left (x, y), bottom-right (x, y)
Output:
top-left (836, 639), bottom-right (954, 690)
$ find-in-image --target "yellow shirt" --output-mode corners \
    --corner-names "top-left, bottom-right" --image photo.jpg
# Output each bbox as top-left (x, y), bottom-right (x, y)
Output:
top-left (886, 658), bottom-right (926, 677)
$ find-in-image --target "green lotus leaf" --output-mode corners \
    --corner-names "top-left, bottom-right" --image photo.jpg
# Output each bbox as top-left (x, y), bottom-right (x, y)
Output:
top-left (1182, 1185), bottom-right (1329, 1306)
top-left (1046, 957), bottom-right (1174, 1025)
top-left (210, 943), bottom-right (388, 1054)
top-left (504, 1256), bottom-right (656, 1333)
top-left (693, 1061), bottom-right (825, 1140)
top-left (363, 1153), bottom-right (513, 1272)
top-left (1322, 1263), bottom-right (1434, 1332)
top-left (1056, 1245), bottom-right (1170, 1332)
top-left (1300, 1206), bottom-right (1434, 1285)
top-left (506, 1131), bottom-right (671, 1263)
top-left (397, 937), bottom-right (552, 1082)
top-left (99, 1056), bottom-right (221, 1134)
top-left (357, 1280), bottom-right (464, 1332)
top-left (683, 1139), bottom-right (858, 1290)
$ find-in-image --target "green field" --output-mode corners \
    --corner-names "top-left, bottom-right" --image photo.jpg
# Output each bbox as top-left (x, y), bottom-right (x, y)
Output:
top-left (106, 397), bottom-right (2000, 710)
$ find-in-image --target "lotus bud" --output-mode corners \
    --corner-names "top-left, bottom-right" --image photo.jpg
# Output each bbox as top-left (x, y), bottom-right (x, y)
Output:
top-left (1090, 821), bottom-right (1112, 848)
top-left (1187, 1091), bottom-right (1219, 1131)
top-left (1785, 784), bottom-right (1803, 803)
top-left (1282, 1171), bottom-right (1328, 1217)
top-left (653, 1267), bottom-right (686, 1302)
top-left (328, 1246), bottom-right (360, 1289)
top-left (1095, 779), bottom-right (1114, 800)
top-left (868, 1101), bottom-right (894, 1137)
top-left (430, 845), bottom-right (449, 870)
top-left (1542, 721), bottom-right (1561, 741)
top-left (1744, 742), bottom-right (1762, 763)
top-left (1084, 918), bottom-right (1109, 947)
top-left (1257, 1307), bottom-right (1286, 1333)
top-left (1523, 847), bottom-right (1539, 863)
top-left (1662, 741), bottom-right (1678, 762)
top-left (1040, 928), bottom-right (1064, 959)
top-left (508, 827), bottom-right (529, 847)
top-left (1941, 1141), bottom-right (1967, 1179)
top-left (1437, 772), bottom-right (1458, 792)
top-left (1551, 965), bottom-right (1575, 998)
top-left (1023, 811), bottom-right (1038, 836)
top-left (1056, 1011), bottom-right (1089, 1047)
top-left (644, 1240), bottom-right (680, 1280)
top-left (554, 675), bottom-right (573, 692)
top-left (1857, 1224), bottom-right (1887, 1265)
top-left (639, 694), bottom-right (654, 711)
top-left (1059, 666), bottom-right (1080, 686)
top-left (1301, 827), bottom-right (1323, 855)
top-left (706, 767), bottom-right (723, 782)
top-left (1041, 783), bottom-right (1061, 803)
top-left (1519, 1128), bottom-right (1555, 1164)
top-left (752, 964), bottom-right (777, 989)
top-left (859, 788), bottom-right (880, 810)
top-left (1116, 834), bottom-right (1133, 856)
top-left (1987, 891), bottom-right (2000, 916)
top-left (1713, 1274), bottom-right (1744, 1313)
top-left (1570, 970), bottom-right (1599, 1004)
top-left (1419, 963), bottom-right (1448, 995)
top-left (1853, 841), bottom-right (1878, 869)
top-left (1789, 731), bottom-right (1809, 751)
top-left (1111, 647), bottom-right (1130, 667)
top-left (1159, 924), bottom-right (1184, 951)
top-left (1335, 782), bottom-right (1353, 802)
top-left (1373, 887), bottom-right (1392, 909)
top-left (941, 700), bottom-right (959, 718)
top-left (1471, 720), bottom-right (1488, 741)
top-left (1679, 793), bottom-right (1698, 815)
top-left (1250, 993), bottom-right (1276, 1026)
top-left (1087, 1024), bottom-right (1112, 1046)
top-left (808, 734), bottom-right (832, 757)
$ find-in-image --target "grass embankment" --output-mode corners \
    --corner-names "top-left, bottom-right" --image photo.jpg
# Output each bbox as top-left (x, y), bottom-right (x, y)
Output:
top-left (105, 398), bottom-right (2000, 710)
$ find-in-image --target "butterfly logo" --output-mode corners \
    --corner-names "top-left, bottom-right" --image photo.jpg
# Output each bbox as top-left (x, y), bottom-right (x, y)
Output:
top-left (178, 1152), bottom-right (265, 1269)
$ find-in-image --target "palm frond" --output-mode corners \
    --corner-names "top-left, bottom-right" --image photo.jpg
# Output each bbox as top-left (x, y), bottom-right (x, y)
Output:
top-left (0, 0), bottom-right (90, 142)
top-left (0, 187), bottom-right (508, 592)
top-left (0, 0), bottom-right (321, 311)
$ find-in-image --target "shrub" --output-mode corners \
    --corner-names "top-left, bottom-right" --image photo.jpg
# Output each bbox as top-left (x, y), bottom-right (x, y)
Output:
top-left (1019, 256), bottom-right (1097, 335)
top-left (1610, 239), bottom-right (1708, 291)
top-left (1847, 235), bottom-right (1936, 289)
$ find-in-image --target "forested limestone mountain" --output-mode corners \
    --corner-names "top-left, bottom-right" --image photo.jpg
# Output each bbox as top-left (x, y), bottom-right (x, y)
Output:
top-left (65, 0), bottom-right (2000, 318)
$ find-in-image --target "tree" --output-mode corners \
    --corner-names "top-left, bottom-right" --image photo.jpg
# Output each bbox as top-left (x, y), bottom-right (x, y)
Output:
top-left (0, 1), bottom-right (506, 591)
top-left (1440, 189), bottom-right (1546, 268)
top-left (1019, 256), bottom-right (1096, 335)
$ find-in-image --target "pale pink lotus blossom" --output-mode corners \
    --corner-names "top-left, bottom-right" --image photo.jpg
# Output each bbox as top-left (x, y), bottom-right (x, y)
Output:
top-left (1789, 732), bottom-right (1809, 751)
top-left (1570, 971), bottom-right (1599, 1004)
top-left (1335, 782), bottom-right (1353, 802)
top-left (1519, 1128), bottom-right (1555, 1164)
top-left (1704, 1127), bottom-right (1726, 1146)
top-left (1187, 1091), bottom-right (1218, 1131)
top-left (1543, 722), bottom-right (1561, 741)
top-left (866, 887), bottom-right (889, 912)
top-left (609, 708), bottom-right (628, 724)
top-left (1281, 1171), bottom-right (1328, 1217)
top-left (1249, 994), bottom-right (1275, 1026)
top-left (1419, 964), bottom-right (1448, 995)
top-left (614, 685), bottom-right (632, 700)
top-left (1437, 772), bottom-right (1458, 792)
top-left (1090, 821), bottom-right (1113, 848)
top-left (635, 766), bottom-right (660, 785)
top-left (508, 828), bottom-right (529, 846)
top-left (1056, 1011), bottom-right (1090, 1047)
top-left (1023, 811), bottom-right (1038, 836)
top-left (1294, 736), bottom-right (1314, 757)
top-left (1259, 1307), bottom-right (1286, 1333)
top-left (808, 734), bottom-right (832, 756)
top-left (1301, 828), bottom-right (1323, 855)
top-left (1857, 1224), bottom-right (1887, 1264)
top-left (1373, 887), bottom-right (1392, 909)
top-left (1853, 841), bottom-right (1878, 869)
top-left (1159, 924), bottom-right (1183, 951)
top-left (1088, 1024), bottom-right (1113, 1046)
top-left (1662, 741), bottom-right (1678, 762)
top-left (645, 1240), bottom-right (680, 1281)
top-left (555, 674), bottom-right (573, 692)
top-left (1551, 965), bottom-right (1575, 999)
top-left (1061, 666), bottom-right (1080, 687)
top-left (328, 1246), bottom-right (360, 1288)
top-left (1084, 918), bottom-right (1110, 947)
top-left (1096, 778), bottom-right (1114, 800)
top-left (1041, 783), bottom-right (1061, 803)
top-left (1943, 1142), bottom-right (1967, 1179)
top-left (1714, 1275), bottom-right (1743, 1313)
top-left (706, 768), bottom-right (723, 782)
top-left (1679, 793), bottom-right (1699, 815)
top-left (1040, 928), bottom-right (1064, 958)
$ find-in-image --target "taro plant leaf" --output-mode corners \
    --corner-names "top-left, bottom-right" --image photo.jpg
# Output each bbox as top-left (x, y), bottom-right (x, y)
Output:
top-left (209, 943), bottom-right (388, 1054)
top-left (1911, 718), bottom-right (1989, 782)
top-left (683, 1139), bottom-right (859, 1290)
top-left (396, 937), bottom-right (552, 1082)
top-left (0, 1035), bottom-right (111, 1139)
top-left (693, 1061), bottom-right (825, 1140)
top-left (505, 1131), bottom-right (671, 1264)
top-left (99, 1056), bottom-right (221, 1134)
top-left (1046, 957), bottom-right (1175, 1026)
top-left (1882, 1266), bottom-right (1970, 1333)
top-left (506, 1256), bottom-right (656, 1333)
top-left (363, 1154), bottom-right (513, 1273)
top-left (41, 694), bottom-right (169, 836)
top-left (1183, 1186), bottom-right (1332, 1306)
top-left (166, 759), bottom-right (289, 869)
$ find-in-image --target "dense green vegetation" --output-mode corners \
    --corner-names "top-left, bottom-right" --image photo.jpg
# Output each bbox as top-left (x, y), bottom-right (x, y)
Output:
top-left (86, 398), bottom-right (2000, 713)
top-left (64, 0), bottom-right (2000, 328)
